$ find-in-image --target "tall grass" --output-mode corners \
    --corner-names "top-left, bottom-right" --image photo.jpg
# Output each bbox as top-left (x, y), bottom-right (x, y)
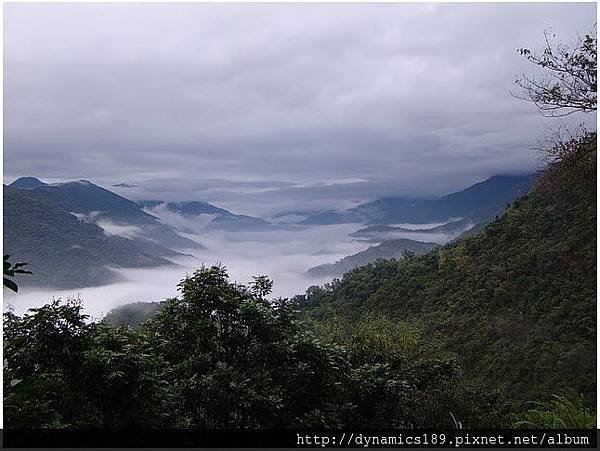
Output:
top-left (514, 394), bottom-right (596, 428)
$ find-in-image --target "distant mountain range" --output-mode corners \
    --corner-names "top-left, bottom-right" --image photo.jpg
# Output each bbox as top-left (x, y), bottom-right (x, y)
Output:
top-left (306, 238), bottom-right (438, 278)
top-left (300, 174), bottom-right (535, 226)
top-left (305, 174), bottom-right (536, 278)
top-left (12, 177), bottom-right (156, 224)
top-left (5, 173), bottom-right (536, 289)
top-left (139, 200), bottom-right (273, 231)
top-left (3, 176), bottom-right (287, 289)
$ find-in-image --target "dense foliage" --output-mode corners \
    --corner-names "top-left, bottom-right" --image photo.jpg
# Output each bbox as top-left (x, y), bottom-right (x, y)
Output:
top-left (297, 133), bottom-right (597, 412)
top-left (3, 254), bottom-right (31, 292)
top-left (514, 395), bottom-right (596, 429)
top-left (5, 265), bottom-right (508, 428)
top-left (104, 301), bottom-right (165, 327)
top-left (5, 135), bottom-right (595, 428)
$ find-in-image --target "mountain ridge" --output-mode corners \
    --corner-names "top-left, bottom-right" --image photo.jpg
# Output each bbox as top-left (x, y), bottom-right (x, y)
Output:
top-left (8, 177), bottom-right (203, 250)
top-left (301, 173), bottom-right (535, 226)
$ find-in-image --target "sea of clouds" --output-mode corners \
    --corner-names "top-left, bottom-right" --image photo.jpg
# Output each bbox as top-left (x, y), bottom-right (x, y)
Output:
top-left (7, 212), bottom-right (459, 320)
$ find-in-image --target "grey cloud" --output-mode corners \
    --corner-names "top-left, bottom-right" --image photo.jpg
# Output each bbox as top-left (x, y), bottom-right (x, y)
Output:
top-left (4, 3), bottom-right (596, 216)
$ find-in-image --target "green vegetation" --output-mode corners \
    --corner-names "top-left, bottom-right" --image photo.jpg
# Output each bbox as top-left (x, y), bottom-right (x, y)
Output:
top-left (5, 134), bottom-right (595, 429)
top-left (3, 26), bottom-right (595, 431)
top-left (4, 135), bottom-right (595, 428)
top-left (3, 254), bottom-right (31, 292)
top-left (4, 265), bottom-right (509, 428)
top-left (514, 395), bottom-right (596, 429)
top-left (297, 133), bottom-right (596, 414)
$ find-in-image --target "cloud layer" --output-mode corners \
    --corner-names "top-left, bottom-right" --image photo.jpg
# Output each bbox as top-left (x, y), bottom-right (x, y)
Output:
top-left (4, 3), bottom-right (596, 215)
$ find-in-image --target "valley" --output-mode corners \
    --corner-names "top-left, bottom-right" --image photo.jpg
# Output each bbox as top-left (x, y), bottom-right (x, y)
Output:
top-left (3, 3), bottom-right (595, 434)
top-left (4, 173), bottom-right (531, 318)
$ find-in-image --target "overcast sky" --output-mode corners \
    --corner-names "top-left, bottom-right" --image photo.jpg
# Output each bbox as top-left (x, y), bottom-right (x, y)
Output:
top-left (4, 3), bottom-right (596, 216)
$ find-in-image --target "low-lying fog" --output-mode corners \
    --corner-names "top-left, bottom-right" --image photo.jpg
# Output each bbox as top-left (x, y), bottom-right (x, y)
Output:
top-left (6, 218), bottom-right (459, 320)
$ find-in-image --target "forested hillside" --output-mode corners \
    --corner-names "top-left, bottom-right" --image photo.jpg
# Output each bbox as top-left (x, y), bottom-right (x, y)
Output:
top-left (4, 186), bottom-right (177, 288)
top-left (3, 138), bottom-right (595, 429)
top-left (7, 178), bottom-right (203, 250)
top-left (297, 133), bottom-right (597, 408)
top-left (6, 133), bottom-right (593, 429)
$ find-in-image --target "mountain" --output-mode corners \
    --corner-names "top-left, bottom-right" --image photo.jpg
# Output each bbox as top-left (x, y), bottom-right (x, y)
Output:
top-left (350, 219), bottom-right (475, 241)
top-left (8, 176), bottom-right (47, 190)
top-left (306, 238), bottom-right (438, 278)
top-left (7, 178), bottom-right (203, 250)
top-left (301, 174), bottom-right (535, 225)
top-left (3, 186), bottom-right (179, 289)
top-left (297, 134), bottom-right (596, 407)
top-left (28, 179), bottom-right (158, 225)
top-left (140, 200), bottom-right (273, 231)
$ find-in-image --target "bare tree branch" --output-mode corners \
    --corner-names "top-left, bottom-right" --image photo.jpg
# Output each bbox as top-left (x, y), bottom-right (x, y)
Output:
top-left (511, 27), bottom-right (597, 117)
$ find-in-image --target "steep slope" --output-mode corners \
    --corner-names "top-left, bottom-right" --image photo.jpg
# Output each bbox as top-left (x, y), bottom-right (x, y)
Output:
top-left (297, 135), bottom-right (596, 407)
top-left (306, 239), bottom-right (438, 278)
top-left (33, 180), bottom-right (158, 225)
top-left (302, 174), bottom-right (535, 225)
top-left (3, 187), bottom-right (177, 289)
top-left (8, 178), bottom-right (203, 250)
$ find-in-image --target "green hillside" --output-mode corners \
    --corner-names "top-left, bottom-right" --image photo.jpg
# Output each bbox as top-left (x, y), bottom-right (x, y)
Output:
top-left (4, 187), bottom-right (176, 289)
top-left (297, 134), bottom-right (596, 408)
top-left (4, 136), bottom-right (595, 429)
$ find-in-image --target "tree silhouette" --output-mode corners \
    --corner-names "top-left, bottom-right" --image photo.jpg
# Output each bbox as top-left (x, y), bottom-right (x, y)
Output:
top-left (513, 28), bottom-right (597, 117)
top-left (3, 255), bottom-right (32, 292)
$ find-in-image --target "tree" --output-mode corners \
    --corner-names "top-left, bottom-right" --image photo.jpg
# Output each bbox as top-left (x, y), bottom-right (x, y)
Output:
top-left (513, 28), bottom-right (597, 117)
top-left (4, 299), bottom-right (173, 428)
top-left (3, 255), bottom-right (31, 293)
top-left (4, 266), bottom-right (509, 429)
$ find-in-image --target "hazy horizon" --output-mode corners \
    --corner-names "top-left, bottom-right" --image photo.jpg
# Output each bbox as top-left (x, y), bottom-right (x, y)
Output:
top-left (4, 3), bottom-right (595, 216)
top-left (4, 170), bottom-right (534, 218)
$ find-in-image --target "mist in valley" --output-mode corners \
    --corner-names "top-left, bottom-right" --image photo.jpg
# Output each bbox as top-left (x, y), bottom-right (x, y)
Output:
top-left (5, 214), bottom-right (458, 320)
